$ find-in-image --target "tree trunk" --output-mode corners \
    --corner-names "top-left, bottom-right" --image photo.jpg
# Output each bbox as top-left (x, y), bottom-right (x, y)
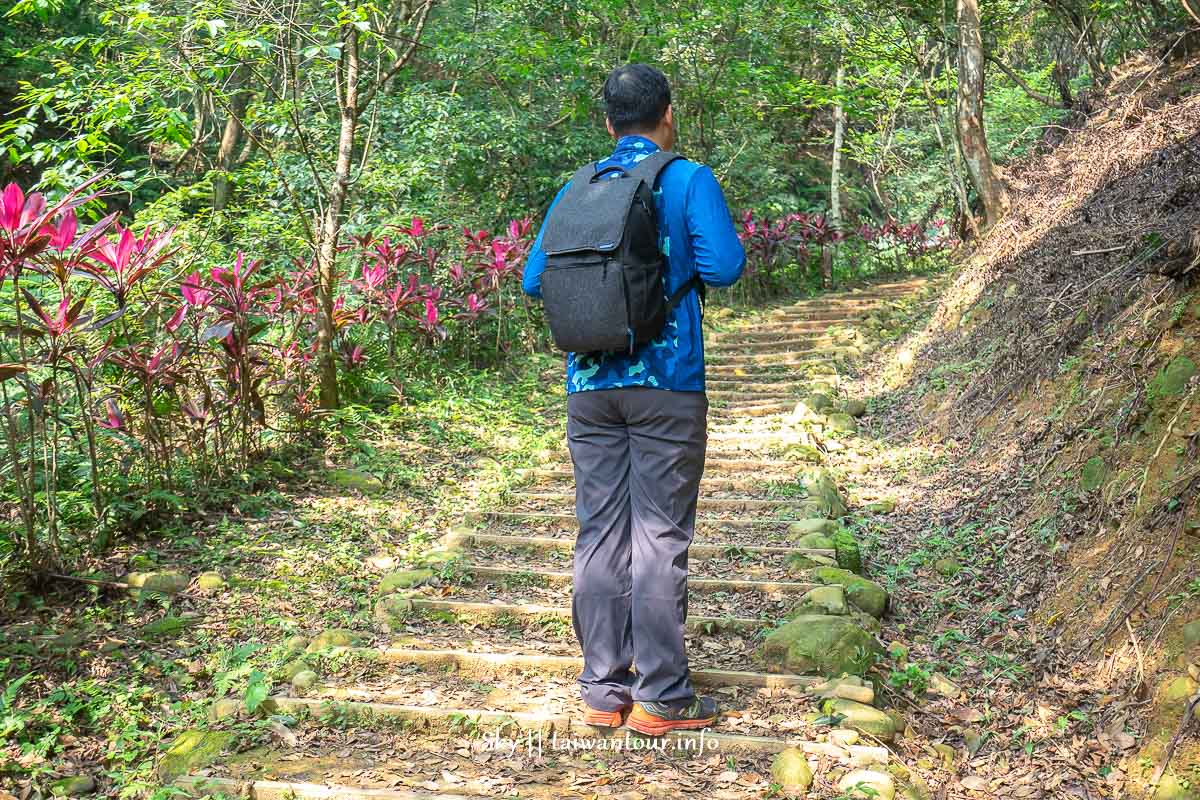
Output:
top-left (956, 0), bottom-right (1009, 231)
top-left (922, 52), bottom-right (979, 240)
top-left (315, 26), bottom-right (361, 410)
top-left (824, 61), bottom-right (846, 289)
top-left (212, 70), bottom-right (250, 216)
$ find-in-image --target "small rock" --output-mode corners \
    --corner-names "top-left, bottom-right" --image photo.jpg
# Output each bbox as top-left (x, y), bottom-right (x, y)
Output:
top-left (1163, 676), bottom-right (1199, 703)
top-left (327, 468), bottom-right (385, 494)
top-left (839, 769), bottom-right (895, 799)
top-left (375, 595), bottom-right (416, 630)
top-left (900, 777), bottom-right (934, 800)
top-left (807, 393), bottom-right (834, 412)
top-left (830, 728), bottom-right (860, 746)
top-left (770, 747), bottom-right (813, 795)
top-left (928, 672), bottom-right (961, 698)
top-left (291, 670), bottom-right (319, 692)
top-left (826, 412), bottom-right (858, 435)
top-left (864, 498), bottom-right (896, 514)
top-left (279, 659), bottom-right (310, 681)
top-left (963, 728), bottom-right (985, 756)
top-left (126, 570), bottom-right (189, 595)
top-left (305, 628), bottom-right (362, 653)
top-left (788, 519), bottom-right (838, 538)
top-left (826, 699), bottom-right (897, 742)
top-left (1080, 456), bottom-right (1107, 493)
top-left (1183, 618), bottom-right (1200, 648)
top-left (282, 635), bottom-right (309, 655)
top-left (417, 548), bottom-right (462, 566)
top-left (49, 776), bottom-right (95, 797)
top-left (794, 532), bottom-right (835, 550)
top-left (155, 730), bottom-right (236, 780)
top-left (195, 571), bottom-right (226, 592)
top-left (759, 614), bottom-right (883, 677)
top-left (210, 698), bottom-right (242, 721)
top-left (843, 399), bottom-right (868, 418)
top-left (832, 528), bottom-right (864, 574)
top-left (812, 567), bottom-right (889, 618)
top-left (1155, 774), bottom-right (1200, 800)
top-left (1149, 356), bottom-right (1198, 405)
top-left (932, 742), bottom-right (956, 767)
top-left (378, 567), bottom-right (434, 594)
top-left (933, 557), bottom-right (962, 578)
top-left (809, 676), bottom-right (874, 704)
top-left (797, 585), bottom-right (848, 616)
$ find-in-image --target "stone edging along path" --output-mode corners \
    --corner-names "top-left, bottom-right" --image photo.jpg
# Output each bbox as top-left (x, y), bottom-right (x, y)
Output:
top-left (177, 279), bottom-right (936, 800)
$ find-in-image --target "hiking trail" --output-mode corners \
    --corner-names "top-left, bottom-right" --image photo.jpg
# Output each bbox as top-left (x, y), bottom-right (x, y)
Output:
top-left (179, 278), bottom-right (941, 800)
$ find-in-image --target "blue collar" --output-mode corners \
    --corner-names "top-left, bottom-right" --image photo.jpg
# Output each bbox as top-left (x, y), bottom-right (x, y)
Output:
top-left (610, 135), bottom-right (661, 162)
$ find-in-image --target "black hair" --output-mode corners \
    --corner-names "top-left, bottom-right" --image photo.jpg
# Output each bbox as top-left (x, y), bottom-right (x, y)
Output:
top-left (603, 64), bottom-right (671, 135)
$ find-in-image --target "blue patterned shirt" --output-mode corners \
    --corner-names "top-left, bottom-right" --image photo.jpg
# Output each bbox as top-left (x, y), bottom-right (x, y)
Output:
top-left (522, 135), bottom-right (745, 393)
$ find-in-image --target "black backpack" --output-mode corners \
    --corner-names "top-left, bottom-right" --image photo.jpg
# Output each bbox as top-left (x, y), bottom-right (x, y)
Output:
top-left (539, 150), bottom-right (703, 355)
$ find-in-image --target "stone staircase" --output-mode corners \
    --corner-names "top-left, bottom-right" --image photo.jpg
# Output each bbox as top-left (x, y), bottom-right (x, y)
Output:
top-left (180, 278), bottom-right (932, 800)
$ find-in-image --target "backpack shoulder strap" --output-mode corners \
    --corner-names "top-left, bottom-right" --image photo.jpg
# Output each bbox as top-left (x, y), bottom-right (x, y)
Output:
top-left (629, 150), bottom-right (683, 185)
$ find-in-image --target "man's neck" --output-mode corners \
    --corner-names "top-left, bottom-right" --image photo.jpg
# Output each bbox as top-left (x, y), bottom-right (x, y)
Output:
top-left (617, 131), bottom-right (670, 150)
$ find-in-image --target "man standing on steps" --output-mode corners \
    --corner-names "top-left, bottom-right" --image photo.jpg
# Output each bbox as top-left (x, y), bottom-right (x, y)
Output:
top-left (522, 64), bottom-right (745, 736)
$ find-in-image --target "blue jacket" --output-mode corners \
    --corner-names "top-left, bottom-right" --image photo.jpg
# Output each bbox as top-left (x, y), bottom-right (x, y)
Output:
top-left (522, 135), bottom-right (745, 393)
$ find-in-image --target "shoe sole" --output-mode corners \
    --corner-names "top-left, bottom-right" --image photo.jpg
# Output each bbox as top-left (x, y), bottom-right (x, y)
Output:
top-left (625, 708), bottom-right (717, 736)
top-left (583, 709), bottom-right (627, 728)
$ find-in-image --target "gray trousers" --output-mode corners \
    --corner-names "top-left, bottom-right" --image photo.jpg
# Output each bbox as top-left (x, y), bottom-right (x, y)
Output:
top-left (566, 387), bottom-right (708, 711)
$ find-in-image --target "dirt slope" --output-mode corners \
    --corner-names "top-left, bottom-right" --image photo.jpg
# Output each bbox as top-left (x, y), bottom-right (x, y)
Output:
top-left (861, 47), bottom-right (1200, 798)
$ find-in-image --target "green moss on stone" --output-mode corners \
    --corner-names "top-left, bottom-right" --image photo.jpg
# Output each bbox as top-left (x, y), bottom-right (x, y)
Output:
top-left (759, 614), bottom-right (883, 677)
top-left (813, 567), bottom-right (889, 618)
top-left (1149, 357), bottom-right (1197, 405)
top-left (156, 730), bottom-right (235, 780)
top-left (126, 570), bottom-right (189, 595)
top-left (1080, 457), bottom-right (1107, 493)
top-left (770, 747), bottom-right (813, 792)
top-left (832, 528), bottom-right (863, 574)
top-left (305, 628), bottom-right (363, 653)
top-left (378, 568), bottom-right (434, 594)
top-left (327, 468), bottom-right (385, 494)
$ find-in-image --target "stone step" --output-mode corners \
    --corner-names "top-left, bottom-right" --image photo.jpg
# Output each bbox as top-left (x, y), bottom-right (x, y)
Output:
top-left (706, 373), bottom-right (803, 385)
top-left (448, 532), bottom-right (827, 560)
top-left (708, 319), bottom-right (858, 338)
top-left (372, 647), bottom-right (821, 689)
top-left (451, 527), bottom-right (835, 561)
top-left (718, 401), bottom-right (795, 418)
top-left (401, 598), bottom-right (771, 633)
top-left (707, 390), bottom-right (798, 401)
top-left (470, 511), bottom-right (801, 530)
top-left (460, 564), bottom-right (818, 595)
top-left (706, 365), bottom-right (837, 379)
top-left (249, 699), bottom-right (893, 762)
top-left (181, 730), bottom-right (889, 800)
top-left (709, 349), bottom-right (853, 368)
top-left (507, 492), bottom-right (813, 513)
top-left (708, 336), bottom-right (848, 354)
top-left (515, 468), bottom-right (797, 490)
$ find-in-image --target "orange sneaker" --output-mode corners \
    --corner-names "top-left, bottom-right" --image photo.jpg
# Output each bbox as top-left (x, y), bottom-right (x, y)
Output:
top-left (583, 705), bottom-right (630, 728)
top-left (626, 696), bottom-right (719, 735)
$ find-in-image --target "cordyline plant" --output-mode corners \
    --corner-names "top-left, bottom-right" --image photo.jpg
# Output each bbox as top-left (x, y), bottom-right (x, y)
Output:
top-left (736, 210), bottom-right (952, 297)
top-left (0, 174), bottom-right (537, 572)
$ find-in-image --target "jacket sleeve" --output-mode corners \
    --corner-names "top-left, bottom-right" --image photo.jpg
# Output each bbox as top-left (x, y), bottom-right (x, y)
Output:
top-left (521, 182), bottom-right (571, 299)
top-left (684, 166), bottom-right (745, 288)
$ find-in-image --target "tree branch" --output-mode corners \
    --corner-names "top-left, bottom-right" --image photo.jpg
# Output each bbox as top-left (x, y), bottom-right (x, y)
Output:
top-left (986, 53), bottom-right (1062, 107)
top-left (358, 0), bottom-right (435, 113)
top-left (1184, 0), bottom-right (1200, 25)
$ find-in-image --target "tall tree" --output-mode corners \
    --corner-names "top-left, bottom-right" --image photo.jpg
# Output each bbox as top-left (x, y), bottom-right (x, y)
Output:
top-left (956, 0), bottom-right (1009, 230)
top-left (823, 59), bottom-right (846, 289)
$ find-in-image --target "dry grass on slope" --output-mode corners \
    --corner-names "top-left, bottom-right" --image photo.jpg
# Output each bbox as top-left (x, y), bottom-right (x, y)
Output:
top-left (858, 48), bottom-right (1200, 797)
